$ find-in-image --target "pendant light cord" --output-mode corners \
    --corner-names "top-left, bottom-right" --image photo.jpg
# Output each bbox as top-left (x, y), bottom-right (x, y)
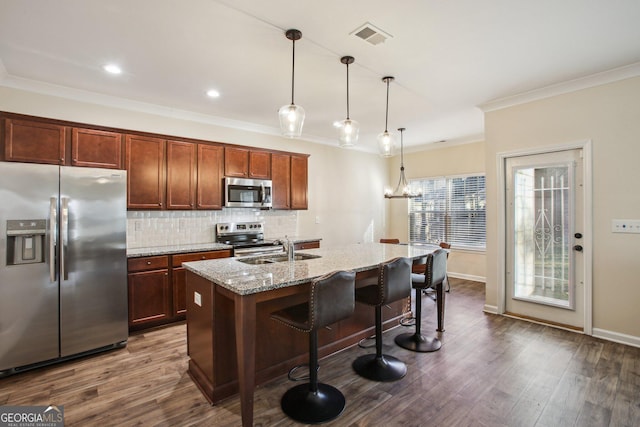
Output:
top-left (291, 38), bottom-right (296, 105)
top-left (346, 62), bottom-right (350, 120)
top-left (384, 78), bottom-right (390, 132)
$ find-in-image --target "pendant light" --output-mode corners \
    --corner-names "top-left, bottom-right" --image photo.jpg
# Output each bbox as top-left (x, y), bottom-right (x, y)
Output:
top-left (384, 128), bottom-right (422, 198)
top-left (377, 76), bottom-right (396, 157)
top-left (279, 29), bottom-right (305, 138)
top-left (338, 56), bottom-right (359, 148)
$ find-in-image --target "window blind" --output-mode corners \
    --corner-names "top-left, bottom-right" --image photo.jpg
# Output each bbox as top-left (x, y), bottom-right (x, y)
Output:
top-left (409, 175), bottom-right (486, 250)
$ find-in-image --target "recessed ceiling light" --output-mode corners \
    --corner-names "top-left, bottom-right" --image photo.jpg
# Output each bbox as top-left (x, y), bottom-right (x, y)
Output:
top-left (206, 89), bottom-right (220, 98)
top-left (103, 64), bottom-right (122, 74)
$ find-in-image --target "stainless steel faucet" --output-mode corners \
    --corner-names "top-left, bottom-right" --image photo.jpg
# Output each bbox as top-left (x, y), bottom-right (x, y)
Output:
top-left (283, 236), bottom-right (295, 261)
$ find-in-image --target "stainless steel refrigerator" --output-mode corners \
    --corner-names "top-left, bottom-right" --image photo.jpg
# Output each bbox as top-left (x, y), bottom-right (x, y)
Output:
top-left (0, 162), bottom-right (128, 375)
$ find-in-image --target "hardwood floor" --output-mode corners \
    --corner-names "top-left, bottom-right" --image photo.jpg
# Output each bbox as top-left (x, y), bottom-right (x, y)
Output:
top-left (1, 278), bottom-right (639, 426)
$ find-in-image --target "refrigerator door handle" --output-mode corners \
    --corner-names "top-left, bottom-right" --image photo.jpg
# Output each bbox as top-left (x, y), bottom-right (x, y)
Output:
top-left (61, 197), bottom-right (69, 280)
top-left (49, 197), bottom-right (57, 282)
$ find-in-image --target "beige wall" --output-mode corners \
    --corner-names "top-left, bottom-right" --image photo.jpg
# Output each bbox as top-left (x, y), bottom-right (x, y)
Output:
top-left (0, 86), bottom-right (390, 249)
top-left (386, 141), bottom-right (487, 281)
top-left (484, 76), bottom-right (640, 343)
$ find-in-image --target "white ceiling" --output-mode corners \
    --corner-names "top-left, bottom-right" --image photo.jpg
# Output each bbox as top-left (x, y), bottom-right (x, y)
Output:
top-left (1, 0), bottom-right (640, 152)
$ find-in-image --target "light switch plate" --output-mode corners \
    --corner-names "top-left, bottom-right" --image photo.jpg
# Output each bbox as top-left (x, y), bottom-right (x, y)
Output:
top-left (194, 291), bottom-right (202, 307)
top-left (612, 219), bottom-right (640, 233)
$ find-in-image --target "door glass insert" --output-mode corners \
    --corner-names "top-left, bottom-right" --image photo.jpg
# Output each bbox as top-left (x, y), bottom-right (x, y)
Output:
top-left (512, 163), bottom-right (573, 308)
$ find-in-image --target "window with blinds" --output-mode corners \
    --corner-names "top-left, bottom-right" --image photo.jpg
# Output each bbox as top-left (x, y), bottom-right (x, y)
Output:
top-left (408, 175), bottom-right (486, 250)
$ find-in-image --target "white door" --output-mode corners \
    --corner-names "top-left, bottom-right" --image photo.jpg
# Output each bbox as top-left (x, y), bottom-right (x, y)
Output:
top-left (505, 148), bottom-right (585, 329)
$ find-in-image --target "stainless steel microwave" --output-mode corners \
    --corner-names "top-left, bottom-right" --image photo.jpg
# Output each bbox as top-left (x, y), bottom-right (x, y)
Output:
top-left (224, 177), bottom-right (272, 208)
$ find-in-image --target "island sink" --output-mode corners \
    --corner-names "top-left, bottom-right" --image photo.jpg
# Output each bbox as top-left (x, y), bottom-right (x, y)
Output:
top-left (238, 253), bottom-right (321, 265)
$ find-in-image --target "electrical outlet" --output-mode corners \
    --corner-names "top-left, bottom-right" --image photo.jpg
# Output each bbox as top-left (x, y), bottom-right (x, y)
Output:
top-left (612, 219), bottom-right (640, 234)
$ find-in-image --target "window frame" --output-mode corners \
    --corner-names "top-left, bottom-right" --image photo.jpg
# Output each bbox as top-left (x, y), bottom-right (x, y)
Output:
top-left (408, 173), bottom-right (486, 252)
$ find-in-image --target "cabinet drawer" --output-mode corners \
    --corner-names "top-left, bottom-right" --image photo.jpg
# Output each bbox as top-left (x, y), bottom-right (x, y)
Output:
top-left (295, 241), bottom-right (320, 250)
top-left (172, 250), bottom-right (232, 267)
top-left (128, 255), bottom-right (169, 272)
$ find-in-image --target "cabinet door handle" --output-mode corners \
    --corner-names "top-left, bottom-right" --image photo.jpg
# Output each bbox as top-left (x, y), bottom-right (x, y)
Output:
top-left (147, 261), bottom-right (152, 265)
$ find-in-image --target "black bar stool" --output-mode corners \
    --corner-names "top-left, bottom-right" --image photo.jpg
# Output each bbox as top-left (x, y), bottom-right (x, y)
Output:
top-left (395, 248), bottom-right (447, 352)
top-left (352, 257), bottom-right (412, 382)
top-left (270, 270), bottom-right (356, 424)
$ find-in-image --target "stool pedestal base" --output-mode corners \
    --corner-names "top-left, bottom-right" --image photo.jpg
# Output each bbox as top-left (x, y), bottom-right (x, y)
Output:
top-left (394, 333), bottom-right (442, 353)
top-left (281, 382), bottom-right (346, 424)
top-left (352, 354), bottom-right (407, 382)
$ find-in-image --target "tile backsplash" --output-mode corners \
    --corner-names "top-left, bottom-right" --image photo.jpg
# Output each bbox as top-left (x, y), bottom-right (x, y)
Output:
top-left (127, 209), bottom-right (298, 249)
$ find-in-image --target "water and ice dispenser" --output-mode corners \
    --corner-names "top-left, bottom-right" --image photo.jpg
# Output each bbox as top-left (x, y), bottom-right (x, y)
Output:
top-left (5, 219), bottom-right (46, 265)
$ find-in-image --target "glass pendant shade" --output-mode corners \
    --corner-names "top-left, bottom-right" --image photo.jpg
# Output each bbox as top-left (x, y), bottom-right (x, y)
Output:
top-left (378, 76), bottom-right (396, 157)
top-left (338, 55), bottom-right (359, 148)
top-left (338, 118), bottom-right (360, 147)
top-left (280, 29), bottom-right (304, 138)
top-left (279, 103), bottom-right (305, 138)
top-left (377, 130), bottom-right (395, 157)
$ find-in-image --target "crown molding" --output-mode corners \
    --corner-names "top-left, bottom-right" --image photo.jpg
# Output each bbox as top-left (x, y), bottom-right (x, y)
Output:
top-left (479, 61), bottom-right (640, 113)
top-left (0, 74), bottom-right (292, 136)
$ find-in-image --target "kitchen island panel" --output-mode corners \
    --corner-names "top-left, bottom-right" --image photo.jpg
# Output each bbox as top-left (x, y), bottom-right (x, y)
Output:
top-left (185, 267), bottom-right (407, 405)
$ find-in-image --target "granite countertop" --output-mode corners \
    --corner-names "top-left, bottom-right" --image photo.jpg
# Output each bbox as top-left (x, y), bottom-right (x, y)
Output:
top-left (127, 242), bottom-right (233, 258)
top-left (183, 242), bottom-right (440, 296)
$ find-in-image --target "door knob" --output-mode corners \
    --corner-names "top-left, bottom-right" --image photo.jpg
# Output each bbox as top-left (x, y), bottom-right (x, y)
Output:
top-left (573, 245), bottom-right (583, 252)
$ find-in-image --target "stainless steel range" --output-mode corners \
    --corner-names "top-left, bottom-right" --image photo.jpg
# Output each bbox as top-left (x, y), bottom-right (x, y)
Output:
top-left (216, 222), bottom-right (284, 257)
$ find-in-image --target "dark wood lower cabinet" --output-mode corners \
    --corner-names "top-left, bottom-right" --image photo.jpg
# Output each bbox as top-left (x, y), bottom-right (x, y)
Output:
top-left (127, 256), bottom-right (171, 329)
top-left (172, 250), bottom-right (233, 318)
top-left (294, 240), bottom-right (320, 250)
top-left (128, 250), bottom-right (232, 331)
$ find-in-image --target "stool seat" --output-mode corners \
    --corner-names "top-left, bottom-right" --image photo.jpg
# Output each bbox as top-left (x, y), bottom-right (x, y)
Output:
top-left (271, 270), bottom-right (355, 424)
top-left (395, 249), bottom-right (447, 352)
top-left (352, 257), bottom-right (412, 382)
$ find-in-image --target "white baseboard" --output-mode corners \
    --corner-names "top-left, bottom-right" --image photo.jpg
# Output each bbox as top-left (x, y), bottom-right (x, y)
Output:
top-left (483, 304), bottom-right (498, 314)
top-left (592, 328), bottom-right (640, 348)
top-left (448, 272), bottom-right (486, 283)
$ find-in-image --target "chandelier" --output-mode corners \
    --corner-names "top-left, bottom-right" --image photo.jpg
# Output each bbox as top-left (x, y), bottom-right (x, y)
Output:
top-left (384, 128), bottom-right (422, 198)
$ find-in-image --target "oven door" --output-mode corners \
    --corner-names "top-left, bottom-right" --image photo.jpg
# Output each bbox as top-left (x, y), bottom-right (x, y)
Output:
top-left (225, 177), bottom-right (272, 208)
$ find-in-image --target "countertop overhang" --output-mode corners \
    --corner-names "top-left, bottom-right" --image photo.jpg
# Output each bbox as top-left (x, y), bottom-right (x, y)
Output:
top-left (183, 242), bottom-right (440, 295)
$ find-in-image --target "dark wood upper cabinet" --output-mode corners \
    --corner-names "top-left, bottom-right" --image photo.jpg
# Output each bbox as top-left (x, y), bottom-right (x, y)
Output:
top-left (166, 140), bottom-right (197, 209)
top-left (224, 147), bottom-right (249, 177)
top-left (249, 151), bottom-right (271, 179)
top-left (71, 127), bottom-right (123, 169)
top-left (271, 153), bottom-right (291, 209)
top-left (1, 112), bottom-right (309, 211)
top-left (126, 135), bottom-right (166, 209)
top-left (291, 154), bottom-right (308, 210)
top-left (224, 147), bottom-right (271, 179)
top-left (3, 118), bottom-right (66, 165)
top-left (197, 144), bottom-right (224, 210)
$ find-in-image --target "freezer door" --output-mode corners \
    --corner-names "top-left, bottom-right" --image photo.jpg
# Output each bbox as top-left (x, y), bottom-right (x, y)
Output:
top-left (0, 162), bottom-right (60, 371)
top-left (59, 166), bottom-right (128, 356)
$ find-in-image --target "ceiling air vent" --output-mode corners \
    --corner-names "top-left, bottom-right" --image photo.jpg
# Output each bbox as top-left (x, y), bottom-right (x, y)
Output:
top-left (351, 22), bottom-right (392, 46)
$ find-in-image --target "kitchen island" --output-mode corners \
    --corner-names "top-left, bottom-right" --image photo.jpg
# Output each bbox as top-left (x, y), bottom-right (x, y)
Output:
top-left (183, 242), bottom-right (440, 427)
